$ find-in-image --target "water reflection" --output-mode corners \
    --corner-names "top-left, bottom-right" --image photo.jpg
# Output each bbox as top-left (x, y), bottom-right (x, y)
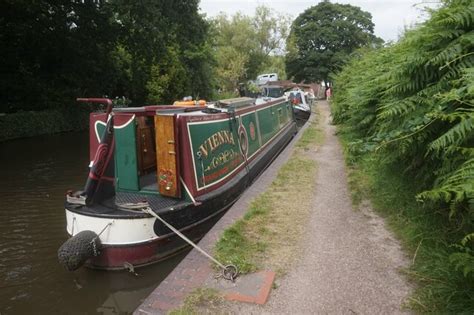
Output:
top-left (0, 133), bottom-right (185, 314)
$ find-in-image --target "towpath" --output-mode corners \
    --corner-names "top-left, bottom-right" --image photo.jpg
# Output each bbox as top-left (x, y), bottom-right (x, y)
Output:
top-left (231, 100), bottom-right (412, 314)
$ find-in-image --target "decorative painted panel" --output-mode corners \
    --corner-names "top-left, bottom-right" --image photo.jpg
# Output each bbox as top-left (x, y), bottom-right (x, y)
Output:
top-left (188, 118), bottom-right (244, 190)
top-left (114, 114), bottom-right (139, 191)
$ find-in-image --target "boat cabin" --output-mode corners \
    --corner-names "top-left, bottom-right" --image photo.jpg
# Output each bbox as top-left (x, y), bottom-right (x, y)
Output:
top-left (87, 96), bottom-right (295, 203)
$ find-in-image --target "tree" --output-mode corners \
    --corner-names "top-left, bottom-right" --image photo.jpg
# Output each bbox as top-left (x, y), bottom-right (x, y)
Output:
top-left (212, 6), bottom-right (291, 92)
top-left (0, 0), bottom-right (214, 113)
top-left (112, 0), bottom-right (214, 104)
top-left (0, 0), bottom-right (119, 112)
top-left (285, 0), bottom-right (381, 84)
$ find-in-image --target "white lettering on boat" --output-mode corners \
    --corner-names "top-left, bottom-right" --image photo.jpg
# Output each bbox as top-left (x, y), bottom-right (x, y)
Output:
top-left (197, 130), bottom-right (235, 159)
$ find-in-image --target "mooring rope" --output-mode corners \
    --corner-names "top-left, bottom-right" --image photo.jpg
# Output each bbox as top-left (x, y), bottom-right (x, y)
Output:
top-left (142, 207), bottom-right (238, 281)
top-left (90, 222), bottom-right (113, 257)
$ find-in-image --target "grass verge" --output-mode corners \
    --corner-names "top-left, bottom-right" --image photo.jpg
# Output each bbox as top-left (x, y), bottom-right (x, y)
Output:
top-left (168, 288), bottom-right (224, 315)
top-left (213, 109), bottom-right (323, 276)
top-left (337, 128), bottom-right (474, 313)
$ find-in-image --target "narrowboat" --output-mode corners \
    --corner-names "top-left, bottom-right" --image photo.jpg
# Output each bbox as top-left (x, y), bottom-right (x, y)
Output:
top-left (58, 96), bottom-right (297, 271)
top-left (285, 89), bottom-right (312, 123)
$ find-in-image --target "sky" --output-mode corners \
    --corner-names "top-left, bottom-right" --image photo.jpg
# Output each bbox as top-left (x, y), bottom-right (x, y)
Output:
top-left (199, 0), bottom-right (440, 42)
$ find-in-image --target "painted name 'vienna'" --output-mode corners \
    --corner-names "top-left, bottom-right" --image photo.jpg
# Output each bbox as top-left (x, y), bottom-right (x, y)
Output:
top-left (198, 130), bottom-right (235, 158)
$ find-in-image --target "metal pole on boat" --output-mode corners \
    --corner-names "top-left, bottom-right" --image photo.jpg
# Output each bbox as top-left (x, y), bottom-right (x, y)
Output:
top-left (76, 98), bottom-right (113, 116)
top-left (142, 207), bottom-right (238, 281)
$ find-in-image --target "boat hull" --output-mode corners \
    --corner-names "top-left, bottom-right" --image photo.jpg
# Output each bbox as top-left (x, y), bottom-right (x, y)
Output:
top-left (79, 206), bottom-right (227, 270)
top-left (293, 106), bottom-right (311, 123)
top-left (65, 120), bottom-right (297, 270)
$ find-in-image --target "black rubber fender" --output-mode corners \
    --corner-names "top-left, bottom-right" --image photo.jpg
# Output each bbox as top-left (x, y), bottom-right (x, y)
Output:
top-left (58, 230), bottom-right (101, 271)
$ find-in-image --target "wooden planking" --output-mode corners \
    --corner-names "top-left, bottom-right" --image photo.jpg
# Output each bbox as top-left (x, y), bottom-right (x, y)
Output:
top-left (136, 117), bottom-right (156, 175)
top-left (154, 115), bottom-right (180, 198)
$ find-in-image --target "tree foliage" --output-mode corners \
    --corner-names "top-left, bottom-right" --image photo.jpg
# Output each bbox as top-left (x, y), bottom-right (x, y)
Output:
top-left (211, 6), bottom-right (291, 92)
top-left (332, 1), bottom-right (474, 311)
top-left (286, 0), bottom-right (380, 83)
top-left (0, 0), bottom-right (119, 112)
top-left (0, 0), bottom-right (214, 112)
top-left (113, 0), bottom-right (214, 104)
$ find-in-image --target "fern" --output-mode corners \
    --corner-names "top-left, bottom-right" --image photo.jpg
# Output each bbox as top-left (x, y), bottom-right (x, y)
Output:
top-left (450, 233), bottom-right (474, 277)
top-left (429, 117), bottom-right (474, 152)
top-left (332, 1), bottom-right (474, 305)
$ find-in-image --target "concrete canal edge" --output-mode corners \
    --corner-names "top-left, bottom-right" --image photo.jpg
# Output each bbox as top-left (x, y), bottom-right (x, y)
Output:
top-left (134, 116), bottom-right (313, 315)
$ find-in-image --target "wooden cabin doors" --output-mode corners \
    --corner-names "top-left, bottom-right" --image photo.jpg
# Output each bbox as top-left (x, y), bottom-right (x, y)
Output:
top-left (136, 117), bottom-right (156, 175)
top-left (154, 114), bottom-right (181, 198)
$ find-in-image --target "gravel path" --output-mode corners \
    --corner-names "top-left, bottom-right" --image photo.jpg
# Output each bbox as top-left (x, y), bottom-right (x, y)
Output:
top-left (234, 101), bottom-right (412, 314)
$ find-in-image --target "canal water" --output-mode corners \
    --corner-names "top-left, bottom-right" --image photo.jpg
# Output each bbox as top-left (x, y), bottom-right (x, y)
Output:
top-left (0, 132), bottom-right (187, 314)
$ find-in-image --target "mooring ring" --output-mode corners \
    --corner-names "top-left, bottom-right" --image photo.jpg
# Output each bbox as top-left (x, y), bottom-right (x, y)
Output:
top-left (222, 264), bottom-right (238, 281)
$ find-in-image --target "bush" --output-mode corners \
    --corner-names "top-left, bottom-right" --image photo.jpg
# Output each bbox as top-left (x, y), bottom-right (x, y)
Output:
top-left (0, 106), bottom-right (90, 142)
top-left (332, 0), bottom-right (474, 312)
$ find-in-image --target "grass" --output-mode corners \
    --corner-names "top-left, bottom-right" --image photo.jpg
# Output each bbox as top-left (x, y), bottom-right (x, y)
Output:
top-left (168, 288), bottom-right (224, 315)
top-left (296, 116), bottom-right (324, 149)
top-left (337, 127), bottom-right (474, 314)
top-left (213, 109), bottom-right (323, 276)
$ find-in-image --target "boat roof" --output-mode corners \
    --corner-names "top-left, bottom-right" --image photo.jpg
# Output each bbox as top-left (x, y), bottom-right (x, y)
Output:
top-left (110, 97), bottom-right (284, 116)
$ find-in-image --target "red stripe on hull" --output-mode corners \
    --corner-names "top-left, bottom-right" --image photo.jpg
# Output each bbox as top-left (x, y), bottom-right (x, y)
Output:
top-left (85, 209), bottom-right (224, 270)
top-left (87, 236), bottom-right (181, 270)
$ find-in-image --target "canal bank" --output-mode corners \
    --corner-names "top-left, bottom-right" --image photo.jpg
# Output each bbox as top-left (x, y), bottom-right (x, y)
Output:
top-left (0, 107), bottom-right (90, 142)
top-left (135, 101), bottom-right (412, 314)
top-left (226, 101), bottom-right (412, 314)
top-left (134, 103), bottom-right (314, 314)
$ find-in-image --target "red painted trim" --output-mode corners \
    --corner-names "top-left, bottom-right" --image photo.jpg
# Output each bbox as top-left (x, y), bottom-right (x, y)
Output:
top-left (85, 204), bottom-right (230, 269)
top-left (186, 112), bottom-right (229, 122)
top-left (173, 114), bottom-right (182, 197)
top-left (88, 172), bottom-right (99, 180)
top-left (178, 116), bottom-right (199, 197)
top-left (89, 113), bottom-right (108, 162)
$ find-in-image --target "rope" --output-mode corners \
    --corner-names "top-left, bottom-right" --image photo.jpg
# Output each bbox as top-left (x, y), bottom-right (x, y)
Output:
top-left (90, 222), bottom-right (112, 257)
top-left (142, 207), bottom-right (238, 281)
top-left (71, 217), bottom-right (76, 236)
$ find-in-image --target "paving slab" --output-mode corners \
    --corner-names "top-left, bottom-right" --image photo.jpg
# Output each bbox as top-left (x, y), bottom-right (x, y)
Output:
top-left (205, 270), bottom-right (275, 305)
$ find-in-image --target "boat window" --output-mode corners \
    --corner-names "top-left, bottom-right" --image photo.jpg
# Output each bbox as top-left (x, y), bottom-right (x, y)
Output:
top-left (289, 92), bottom-right (303, 104)
top-left (266, 87), bottom-right (284, 98)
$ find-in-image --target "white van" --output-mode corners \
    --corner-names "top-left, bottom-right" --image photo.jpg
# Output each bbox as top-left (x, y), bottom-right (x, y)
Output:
top-left (256, 73), bottom-right (278, 85)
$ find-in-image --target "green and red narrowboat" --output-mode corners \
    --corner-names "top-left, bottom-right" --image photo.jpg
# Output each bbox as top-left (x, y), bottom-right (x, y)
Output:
top-left (58, 96), bottom-right (297, 271)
